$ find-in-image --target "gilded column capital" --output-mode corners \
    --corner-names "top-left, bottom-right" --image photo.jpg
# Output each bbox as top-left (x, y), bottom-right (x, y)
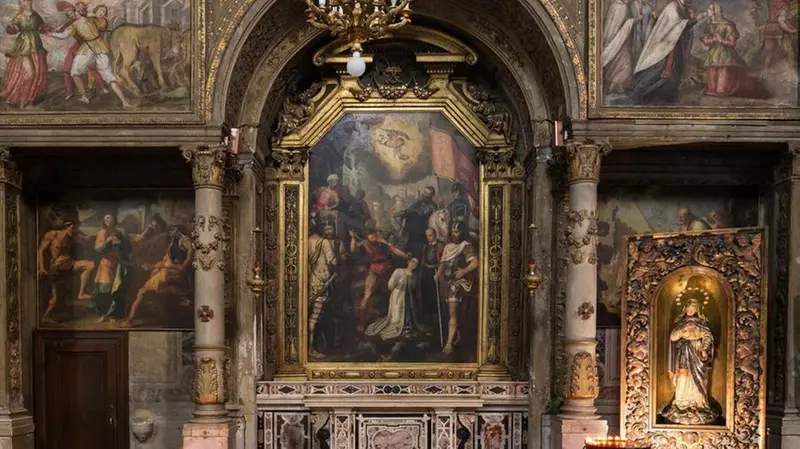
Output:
top-left (0, 147), bottom-right (22, 190)
top-left (565, 139), bottom-right (611, 184)
top-left (181, 144), bottom-right (230, 189)
top-left (476, 146), bottom-right (524, 180)
top-left (268, 147), bottom-right (310, 180)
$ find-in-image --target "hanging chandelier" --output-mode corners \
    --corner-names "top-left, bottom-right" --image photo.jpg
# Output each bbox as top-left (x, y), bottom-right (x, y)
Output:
top-left (302, 0), bottom-right (413, 77)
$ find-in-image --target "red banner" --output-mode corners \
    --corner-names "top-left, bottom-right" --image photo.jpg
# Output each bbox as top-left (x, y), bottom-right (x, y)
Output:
top-left (430, 127), bottom-right (478, 216)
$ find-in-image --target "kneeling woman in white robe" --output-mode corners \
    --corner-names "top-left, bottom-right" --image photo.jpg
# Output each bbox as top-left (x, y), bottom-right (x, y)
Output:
top-left (365, 258), bottom-right (420, 341)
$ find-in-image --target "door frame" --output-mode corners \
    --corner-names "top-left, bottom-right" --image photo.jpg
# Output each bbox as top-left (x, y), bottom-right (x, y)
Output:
top-left (34, 330), bottom-right (129, 449)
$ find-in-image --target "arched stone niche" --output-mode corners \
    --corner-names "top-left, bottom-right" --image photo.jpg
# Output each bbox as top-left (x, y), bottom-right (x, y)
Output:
top-left (262, 29), bottom-right (529, 382)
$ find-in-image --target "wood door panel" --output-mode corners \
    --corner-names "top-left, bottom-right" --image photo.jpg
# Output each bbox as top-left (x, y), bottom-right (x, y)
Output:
top-left (35, 331), bottom-right (128, 449)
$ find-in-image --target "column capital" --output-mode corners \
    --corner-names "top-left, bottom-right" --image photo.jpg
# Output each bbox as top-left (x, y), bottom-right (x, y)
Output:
top-left (181, 144), bottom-right (231, 189)
top-left (565, 139), bottom-right (611, 185)
top-left (268, 147), bottom-right (310, 180)
top-left (0, 147), bottom-right (22, 190)
top-left (476, 146), bottom-right (523, 180)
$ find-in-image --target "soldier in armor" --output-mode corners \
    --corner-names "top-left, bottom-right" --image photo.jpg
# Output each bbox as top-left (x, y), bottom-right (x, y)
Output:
top-left (436, 222), bottom-right (478, 355)
top-left (418, 228), bottom-right (444, 332)
top-left (446, 183), bottom-right (472, 227)
top-left (394, 186), bottom-right (438, 254)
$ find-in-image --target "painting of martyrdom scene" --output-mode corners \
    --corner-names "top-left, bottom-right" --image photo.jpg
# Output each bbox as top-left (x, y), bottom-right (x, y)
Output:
top-left (596, 186), bottom-right (758, 326)
top-left (307, 112), bottom-right (480, 363)
top-left (600, 0), bottom-right (797, 107)
top-left (37, 190), bottom-right (195, 329)
top-left (0, 0), bottom-right (191, 111)
top-left (653, 267), bottom-right (731, 427)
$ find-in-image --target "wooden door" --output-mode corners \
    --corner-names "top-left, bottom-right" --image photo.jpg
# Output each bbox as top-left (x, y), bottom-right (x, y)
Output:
top-left (34, 331), bottom-right (128, 449)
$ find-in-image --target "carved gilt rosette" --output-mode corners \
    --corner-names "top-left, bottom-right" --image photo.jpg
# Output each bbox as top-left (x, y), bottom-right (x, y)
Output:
top-left (565, 140), bottom-right (611, 184)
top-left (182, 145), bottom-right (230, 189)
top-left (622, 229), bottom-right (766, 449)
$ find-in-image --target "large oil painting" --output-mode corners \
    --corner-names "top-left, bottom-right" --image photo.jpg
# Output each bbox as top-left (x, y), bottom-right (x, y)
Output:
top-left (595, 0), bottom-right (798, 112)
top-left (306, 112), bottom-right (480, 363)
top-left (0, 0), bottom-right (190, 112)
top-left (37, 189), bottom-right (195, 329)
top-left (652, 266), bottom-right (732, 427)
top-left (596, 186), bottom-right (758, 325)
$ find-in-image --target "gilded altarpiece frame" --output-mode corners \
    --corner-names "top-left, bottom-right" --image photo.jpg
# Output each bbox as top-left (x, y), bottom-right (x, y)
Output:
top-left (621, 228), bottom-right (767, 449)
top-left (264, 42), bottom-right (526, 381)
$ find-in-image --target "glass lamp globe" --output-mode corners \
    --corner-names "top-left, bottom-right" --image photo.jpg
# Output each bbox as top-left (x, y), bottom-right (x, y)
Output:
top-left (347, 51), bottom-right (366, 77)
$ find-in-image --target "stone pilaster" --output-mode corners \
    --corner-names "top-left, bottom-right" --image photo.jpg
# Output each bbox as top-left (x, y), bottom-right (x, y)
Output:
top-left (528, 145), bottom-right (554, 449)
top-left (767, 143), bottom-right (800, 449)
top-left (554, 140), bottom-right (609, 449)
top-left (0, 148), bottom-right (33, 449)
top-left (181, 145), bottom-right (235, 449)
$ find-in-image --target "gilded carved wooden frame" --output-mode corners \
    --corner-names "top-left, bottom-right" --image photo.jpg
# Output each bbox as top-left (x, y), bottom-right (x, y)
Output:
top-left (587, 0), bottom-right (800, 119)
top-left (264, 43), bottom-right (526, 381)
top-left (621, 228), bottom-right (767, 449)
top-left (0, 2), bottom-right (206, 126)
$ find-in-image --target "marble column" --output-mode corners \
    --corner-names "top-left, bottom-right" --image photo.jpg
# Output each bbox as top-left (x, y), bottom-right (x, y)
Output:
top-left (768, 143), bottom-right (800, 448)
top-left (0, 148), bottom-right (34, 449)
top-left (181, 145), bottom-right (235, 449)
top-left (553, 140), bottom-right (609, 449)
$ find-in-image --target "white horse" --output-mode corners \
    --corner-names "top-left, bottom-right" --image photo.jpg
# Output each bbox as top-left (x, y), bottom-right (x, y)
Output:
top-left (428, 208), bottom-right (450, 243)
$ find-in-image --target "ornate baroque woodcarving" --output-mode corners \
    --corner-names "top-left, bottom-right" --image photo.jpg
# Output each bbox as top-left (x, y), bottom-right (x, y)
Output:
top-left (476, 147), bottom-right (524, 181)
top-left (463, 83), bottom-right (514, 143)
top-left (310, 369), bottom-right (475, 381)
top-left (562, 351), bottom-right (598, 400)
top-left (193, 357), bottom-right (221, 405)
top-left (553, 191), bottom-right (569, 397)
top-left (0, 148), bottom-right (22, 189)
top-left (182, 145), bottom-right (230, 189)
top-left (350, 56), bottom-right (439, 101)
top-left (565, 209), bottom-right (598, 265)
top-left (270, 148), bottom-right (310, 181)
top-left (274, 82), bottom-right (324, 143)
top-left (283, 185), bottom-right (300, 366)
top-left (191, 215), bottom-right (230, 271)
top-left (622, 229), bottom-right (766, 448)
top-left (263, 183), bottom-right (280, 377)
top-left (5, 189), bottom-right (22, 407)
top-left (507, 183), bottom-right (525, 378)
top-left (565, 140), bottom-right (611, 184)
top-left (486, 186), bottom-right (504, 365)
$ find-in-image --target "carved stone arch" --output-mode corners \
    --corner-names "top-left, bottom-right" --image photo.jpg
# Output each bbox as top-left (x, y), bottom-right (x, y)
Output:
top-left (209, 0), bottom-right (584, 148)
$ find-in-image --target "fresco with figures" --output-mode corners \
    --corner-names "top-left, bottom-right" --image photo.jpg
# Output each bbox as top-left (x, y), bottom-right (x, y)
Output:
top-left (307, 112), bottom-right (480, 364)
top-left (37, 190), bottom-right (195, 329)
top-left (0, 0), bottom-right (190, 111)
top-left (600, 0), bottom-right (797, 108)
top-left (595, 186), bottom-right (758, 325)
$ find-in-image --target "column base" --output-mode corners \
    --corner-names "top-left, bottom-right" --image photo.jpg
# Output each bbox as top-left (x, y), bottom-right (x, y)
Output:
top-left (550, 416), bottom-right (608, 449)
top-left (767, 409), bottom-right (800, 449)
top-left (182, 421), bottom-right (237, 449)
top-left (0, 410), bottom-right (34, 449)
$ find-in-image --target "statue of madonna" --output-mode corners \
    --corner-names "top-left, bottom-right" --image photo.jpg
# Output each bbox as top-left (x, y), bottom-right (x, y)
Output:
top-left (661, 286), bottom-right (719, 425)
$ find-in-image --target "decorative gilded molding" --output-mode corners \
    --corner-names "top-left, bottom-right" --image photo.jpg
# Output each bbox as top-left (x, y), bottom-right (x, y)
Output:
top-left (263, 183), bottom-right (280, 378)
top-left (310, 369), bottom-right (476, 380)
top-left (565, 209), bottom-right (598, 265)
top-left (553, 192), bottom-right (569, 397)
top-left (181, 145), bottom-right (230, 189)
top-left (193, 357), bottom-right (221, 405)
top-left (269, 148), bottom-right (310, 181)
top-left (622, 229), bottom-right (766, 448)
top-left (5, 190), bottom-right (22, 407)
top-left (283, 185), bottom-right (300, 367)
top-left (565, 140), bottom-right (611, 184)
top-left (507, 183), bottom-right (525, 378)
top-left (476, 147), bottom-right (524, 181)
top-left (349, 56), bottom-right (439, 102)
top-left (190, 215), bottom-right (230, 271)
top-left (197, 305), bottom-right (215, 323)
top-left (562, 351), bottom-right (598, 400)
top-left (462, 83), bottom-right (514, 143)
top-left (486, 186), bottom-right (504, 365)
top-left (0, 148), bottom-right (22, 190)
